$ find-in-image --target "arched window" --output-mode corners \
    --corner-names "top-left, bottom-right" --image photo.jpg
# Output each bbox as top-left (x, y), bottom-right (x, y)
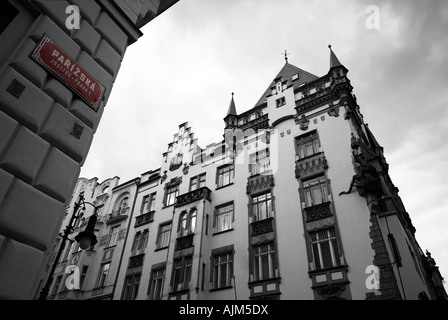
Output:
top-left (178, 209), bottom-right (197, 237)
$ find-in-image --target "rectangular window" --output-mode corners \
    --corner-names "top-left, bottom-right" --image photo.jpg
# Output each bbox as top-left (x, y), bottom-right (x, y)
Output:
top-left (131, 229), bottom-right (149, 256)
top-left (217, 164), bottom-right (234, 188)
top-left (249, 148), bottom-right (270, 176)
top-left (253, 243), bottom-right (276, 281)
top-left (205, 214), bottom-right (209, 235)
top-left (276, 97), bottom-right (286, 108)
top-left (80, 266), bottom-right (88, 289)
top-left (310, 228), bottom-right (341, 270)
top-left (295, 131), bottom-right (320, 160)
top-left (156, 222), bottom-right (171, 249)
top-left (302, 176), bottom-right (328, 207)
top-left (252, 192), bottom-right (273, 222)
top-left (388, 234), bottom-right (402, 267)
top-left (121, 273), bottom-right (141, 300)
top-left (178, 209), bottom-right (197, 237)
top-left (149, 192), bottom-right (156, 211)
top-left (215, 203), bottom-right (234, 232)
top-left (172, 256), bottom-right (192, 292)
top-left (61, 241), bottom-right (73, 262)
top-left (165, 185), bottom-right (179, 206)
top-left (96, 263), bottom-right (110, 288)
top-left (190, 173), bottom-right (206, 191)
top-left (51, 275), bottom-right (63, 296)
top-left (141, 195), bottom-right (149, 213)
top-left (108, 226), bottom-right (120, 247)
top-left (212, 252), bottom-right (233, 289)
top-left (148, 267), bottom-right (165, 300)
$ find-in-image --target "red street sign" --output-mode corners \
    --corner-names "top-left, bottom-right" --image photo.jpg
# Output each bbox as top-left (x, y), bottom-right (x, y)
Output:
top-left (31, 34), bottom-right (104, 111)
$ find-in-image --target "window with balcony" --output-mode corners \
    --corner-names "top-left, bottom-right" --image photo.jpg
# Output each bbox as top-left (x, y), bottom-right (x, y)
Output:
top-left (214, 202), bottom-right (234, 233)
top-left (121, 273), bottom-right (141, 300)
top-left (211, 250), bottom-right (234, 290)
top-left (216, 164), bottom-right (234, 188)
top-left (251, 192), bottom-right (273, 222)
top-left (107, 226), bottom-right (120, 248)
top-left (302, 175), bottom-right (329, 208)
top-left (295, 131), bottom-right (321, 160)
top-left (141, 192), bottom-right (156, 213)
top-left (165, 185), bottom-right (179, 207)
top-left (310, 228), bottom-right (341, 270)
top-left (148, 266), bottom-right (165, 300)
top-left (178, 209), bottom-right (197, 237)
top-left (96, 263), bottom-right (110, 288)
top-left (171, 256), bottom-right (192, 292)
top-left (249, 148), bottom-right (270, 176)
top-left (253, 243), bottom-right (276, 281)
top-left (156, 222), bottom-right (171, 250)
top-left (190, 173), bottom-right (206, 191)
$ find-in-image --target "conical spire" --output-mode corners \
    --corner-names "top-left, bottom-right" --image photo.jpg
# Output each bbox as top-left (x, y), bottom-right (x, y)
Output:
top-left (226, 92), bottom-right (237, 116)
top-left (328, 45), bottom-right (342, 69)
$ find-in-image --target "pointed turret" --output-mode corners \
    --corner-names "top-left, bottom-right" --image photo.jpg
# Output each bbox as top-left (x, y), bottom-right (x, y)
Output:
top-left (224, 92), bottom-right (238, 130)
top-left (329, 44), bottom-right (342, 68)
top-left (226, 92), bottom-right (237, 116)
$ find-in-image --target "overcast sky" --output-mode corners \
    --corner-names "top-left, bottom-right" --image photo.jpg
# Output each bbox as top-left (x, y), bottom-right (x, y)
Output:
top-left (80, 0), bottom-right (448, 291)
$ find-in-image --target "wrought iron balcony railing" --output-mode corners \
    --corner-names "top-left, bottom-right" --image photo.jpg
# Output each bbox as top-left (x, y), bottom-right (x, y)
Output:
top-left (251, 217), bottom-right (274, 236)
top-left (304, 201), bottom-right (332, 222)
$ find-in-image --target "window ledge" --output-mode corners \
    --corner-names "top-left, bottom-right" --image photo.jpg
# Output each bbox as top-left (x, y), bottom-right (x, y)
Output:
top-left (295, 152), bottom-right (323, 163)
top-left (308, 264), bottom-right (348, 276)
top-left (215, 182), bottom-right (234, 191)
top-left (104, 245), bottom-right (117, 250)
top-left (212, 228), bottom-right (234, 236)
top-left (248, 277), bottom-right (282, 286)
top-left (155, 246), bottom-right (169, 252)
top-left (209, 285), bottom-right (233, 292)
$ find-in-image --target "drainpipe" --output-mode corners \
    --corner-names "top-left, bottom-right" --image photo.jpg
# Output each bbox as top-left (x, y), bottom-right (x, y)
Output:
top-left (195, 196), bottom-right (207, 296)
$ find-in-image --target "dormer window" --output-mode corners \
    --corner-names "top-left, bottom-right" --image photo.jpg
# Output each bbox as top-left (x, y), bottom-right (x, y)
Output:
top-left (292, 73), bottom-right (299, 81)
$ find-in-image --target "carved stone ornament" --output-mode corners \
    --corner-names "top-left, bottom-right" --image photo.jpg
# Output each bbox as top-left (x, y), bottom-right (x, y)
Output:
top-left (343, 103), bottom-right (352, 120)
top-left (182, 163), bottom-right (189, 175)
top-left (160, 170), bottom-right (168, 183)
top-left (327, 104), bottom-right (340, 117)
top-left (298, 114), bottom-right (310, 131)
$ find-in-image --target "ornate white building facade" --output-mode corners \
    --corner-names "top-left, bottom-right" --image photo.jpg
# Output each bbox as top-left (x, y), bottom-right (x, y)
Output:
top-left (40, 47), bottom-right (447, 300)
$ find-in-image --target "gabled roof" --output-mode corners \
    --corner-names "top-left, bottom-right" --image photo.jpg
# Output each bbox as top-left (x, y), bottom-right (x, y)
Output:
top-left (254, 63), bottom-right (319, 107)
